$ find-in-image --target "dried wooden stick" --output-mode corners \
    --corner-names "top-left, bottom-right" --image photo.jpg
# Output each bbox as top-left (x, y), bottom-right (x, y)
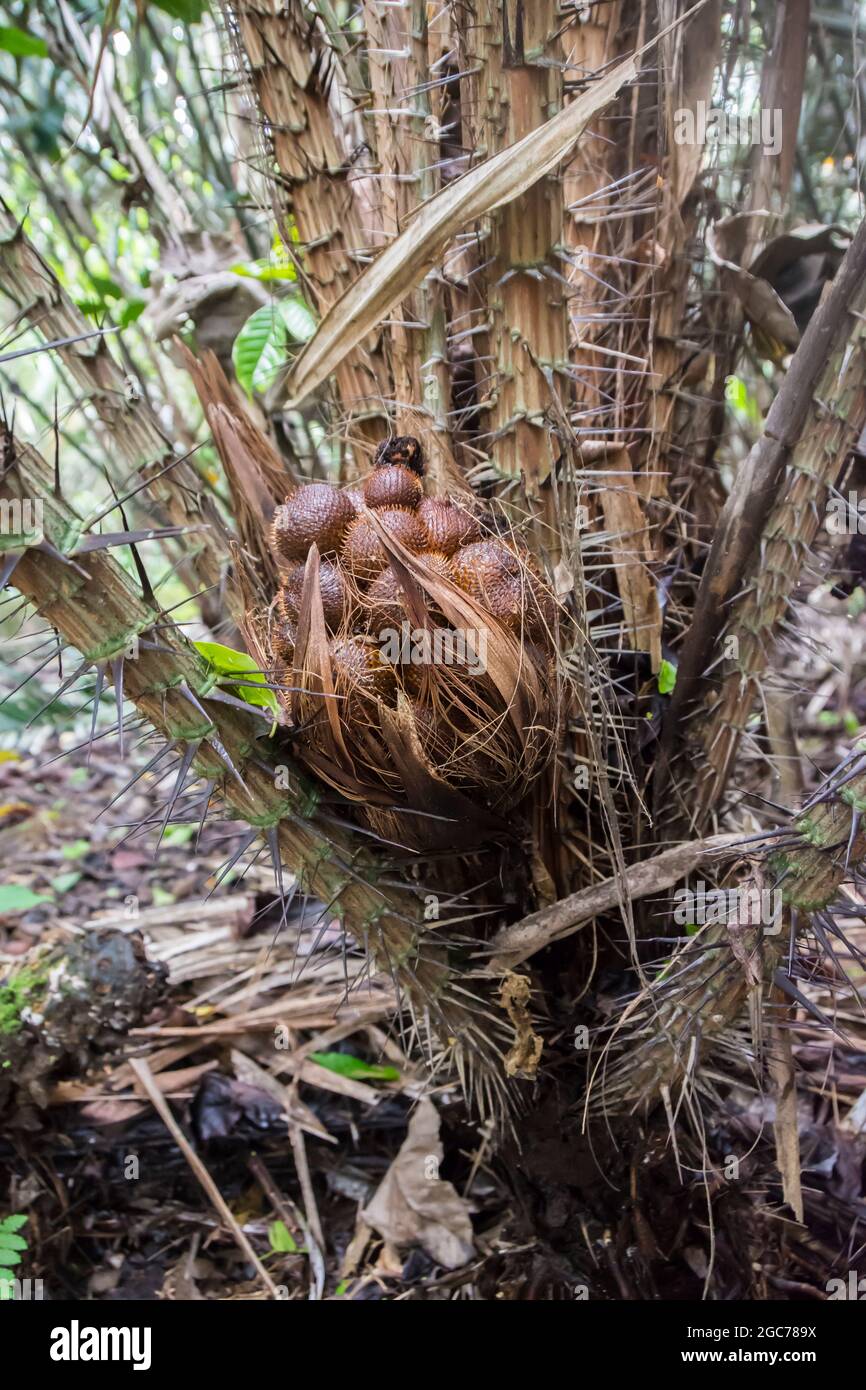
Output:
top-left (487, 832), bottom-right (742, 969)
top-left (128, 1056), bottom-right (280, 1297)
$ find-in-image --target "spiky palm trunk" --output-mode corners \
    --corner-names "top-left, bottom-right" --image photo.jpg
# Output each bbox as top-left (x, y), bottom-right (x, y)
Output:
top-left (0, 203), bottom-right (227, 593)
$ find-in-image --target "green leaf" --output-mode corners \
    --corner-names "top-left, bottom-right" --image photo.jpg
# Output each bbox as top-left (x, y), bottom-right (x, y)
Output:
top-left (280, 298), bottom-right (317, 343)
top-left (193, 640), bottom-right (263, 678)
top-left (0, 26), bottom-right (49, 58)
top-left (231, 260), bottom-right (297, 283)
top-left (725, 373), bottom-right (762, 429)
top-left (308, 1051), bottom-right (400, 1082)
top-left (0, 885), bottom-right (53, 915)
top-left (62, 839), bottom-right (92, 861)
top-left (193, 640), bottom-right (280, 725)
top-left (0, 1233), bottom-right (27, 1252)
top-left (150, 0), bottom-right (207, 21)
top-left (0, 1250), bottom-right (21, 1267)
top-left (847, 586), bottom-right (866, 619)
top-left (50, 871), bottom-right (82, 895)
top-left (657, 659), bottom-right (677, 696)
top-left (268, 1220), bottom-right (298, 1254)
top-left (233, 305), bottom-right (283, 396)
top-left (118, 298), bottom-right (146, 328)
top-left (0, 1216), bottom-right (28, 1234)
top-left (75, 300), bottom-right (107, 318)
top-left (232, 299), bottom-right (316, 396)
top-left (162, 823), bottom-right (196, 848)
top-left (87, 275), bottom-right (123, 301)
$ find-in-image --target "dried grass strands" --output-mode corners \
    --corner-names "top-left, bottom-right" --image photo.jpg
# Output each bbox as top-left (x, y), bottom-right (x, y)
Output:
top-left (0, 432), bottom-right (509, 1113)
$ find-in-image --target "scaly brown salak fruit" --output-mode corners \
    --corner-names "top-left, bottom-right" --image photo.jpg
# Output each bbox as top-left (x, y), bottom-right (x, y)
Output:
top-left (262, 438), bottom-right (558, 850)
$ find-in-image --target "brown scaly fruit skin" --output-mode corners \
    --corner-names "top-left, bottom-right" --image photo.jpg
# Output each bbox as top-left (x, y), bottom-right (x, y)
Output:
top-left (271, 482), bottom-right (355, 562)
top-left (451, 538), bottom-right (554, 636)
top-left (341, 507), bottom-right (428, 582)
top-left (374, 435), bottom-right (424, 475)
top-left (417, 496), bottom-right (481, 555)
top-left (452, 538), bottom-right (521, 611)
top-left (330, 636), bottom-right (395, 702)
top-left (366, 550), bottom-right (455, 630)
top-left (363, 463), bottom-right (423, 510)
top-left (365, 564), bottom-right (405, 632)
top-left (274, 637), bottom-right (395, 718)
top-left (278, 558), bottom-right (348, 630)
top-left (271, 618), bottom-right (297, 661)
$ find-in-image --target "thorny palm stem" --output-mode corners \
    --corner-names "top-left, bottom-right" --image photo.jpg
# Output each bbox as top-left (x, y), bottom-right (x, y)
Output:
top-left (661, 214), bottom-right (866, 833)
top-left (229, 0), bottom-right (390, 448)
top-left (0, 203), bottom-right (228, 594)
top-left (593, 759), bottom-right (866, 1115)
top-left (0, 430), bottom-right (508, 1114)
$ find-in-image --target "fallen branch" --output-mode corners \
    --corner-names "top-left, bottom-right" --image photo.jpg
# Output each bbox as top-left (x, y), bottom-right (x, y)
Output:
top-left (487, 832), bottom-right (742, 970)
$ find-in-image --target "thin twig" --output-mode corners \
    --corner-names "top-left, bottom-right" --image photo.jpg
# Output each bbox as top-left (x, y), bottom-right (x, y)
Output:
top-left (128, 1056), bottom-right (280, 1297)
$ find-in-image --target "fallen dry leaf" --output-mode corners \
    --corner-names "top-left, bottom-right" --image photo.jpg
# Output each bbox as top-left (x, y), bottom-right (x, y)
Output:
top-left (707, 212), bottom-right (800, 353)
top-left (363, 1098), bottom-right (474, 1270)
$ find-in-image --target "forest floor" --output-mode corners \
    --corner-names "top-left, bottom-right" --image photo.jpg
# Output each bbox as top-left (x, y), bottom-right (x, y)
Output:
top-left (1, 594), bottom-right (866, 1300)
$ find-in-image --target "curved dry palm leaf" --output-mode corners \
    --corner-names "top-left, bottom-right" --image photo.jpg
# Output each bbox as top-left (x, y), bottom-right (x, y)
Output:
top-left (286, 57), bottom-right (637, 408)
top-left (285, 1), bottom-right (708, 408)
